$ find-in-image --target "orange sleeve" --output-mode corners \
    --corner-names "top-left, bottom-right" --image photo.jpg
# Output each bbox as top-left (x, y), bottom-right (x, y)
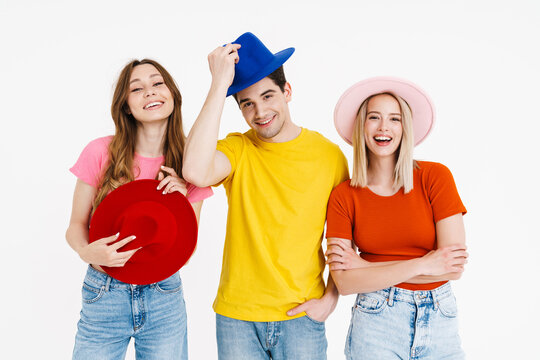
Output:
top-left (326, 182), bottom-right (354, 240)
top-left (426, 163), bottom-right (467, 222)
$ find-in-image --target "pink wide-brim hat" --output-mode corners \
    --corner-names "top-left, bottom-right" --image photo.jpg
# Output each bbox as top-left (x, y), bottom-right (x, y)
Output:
top-left (334, 77), bottom-right (435, 146)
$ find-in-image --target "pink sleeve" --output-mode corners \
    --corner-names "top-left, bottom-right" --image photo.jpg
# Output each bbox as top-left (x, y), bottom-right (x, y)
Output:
top-left (69, 137), bottom-right (112, 187)
top-left (186, 183), bottom-right (213, 203)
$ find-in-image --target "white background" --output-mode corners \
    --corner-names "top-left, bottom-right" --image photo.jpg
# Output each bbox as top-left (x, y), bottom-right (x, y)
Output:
top-left (1, 0), bottom-right (539, 358)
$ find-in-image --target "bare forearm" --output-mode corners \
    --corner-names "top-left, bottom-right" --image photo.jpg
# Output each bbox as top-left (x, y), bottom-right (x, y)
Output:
top-left (364, 260), bottom-right (463, 283)
top-left (183, 83), bottom-right (228, 186)
top-left (406, 273), bottom-right (462, 283)
top-left (331, 258), bottom-right (424, 295)
top-left (324, 272), bottom-right (339, 299)
top-left (65, 223), bottom-right (89, 256)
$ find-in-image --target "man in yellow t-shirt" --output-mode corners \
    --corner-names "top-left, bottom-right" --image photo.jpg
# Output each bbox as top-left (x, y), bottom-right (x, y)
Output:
top-left (183, 32), bottom-right (349, 359)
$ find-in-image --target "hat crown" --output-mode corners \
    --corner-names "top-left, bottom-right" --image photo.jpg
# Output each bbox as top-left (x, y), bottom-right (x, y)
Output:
top-left (234, 32), bottom-right (275, 83)
top-left (334, 77), bottom-right (435, 146)
top-left (113, 201), bottom-right (177, 262)
top-left (226, 32), bottom-right (294, 96)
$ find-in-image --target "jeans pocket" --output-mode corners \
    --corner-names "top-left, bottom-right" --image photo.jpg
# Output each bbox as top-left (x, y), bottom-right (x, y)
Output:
top-left (438, 295), bottom-right (458, 318)
top-left (304, 314), bottom-right (325, 326)
top-left (82, 282), bottom-right (105, 304)
top-left (155, 274), bottom-right (183, 294)
top-left (355, 293), bottom-right (387, 314)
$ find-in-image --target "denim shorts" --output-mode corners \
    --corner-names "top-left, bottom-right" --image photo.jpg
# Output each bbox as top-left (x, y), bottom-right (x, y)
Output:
top-left (345, 282), bottom-right (464, 360)
top-left (216, 313), bottom-right (327, 360)
top-left (72, 265), bottom-right (188, 360)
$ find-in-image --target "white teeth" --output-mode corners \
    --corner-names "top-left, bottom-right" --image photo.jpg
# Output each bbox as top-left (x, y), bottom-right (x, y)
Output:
top-left (258, 118), bottom-right (272, 125)
top-left (375, 136), bottom-right (391, 141)
top-left (144, 102), bottom-right (162, 109)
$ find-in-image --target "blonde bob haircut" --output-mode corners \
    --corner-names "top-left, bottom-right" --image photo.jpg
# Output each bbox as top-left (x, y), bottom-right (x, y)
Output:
top-left (351, 92), bottom-right (417, 194)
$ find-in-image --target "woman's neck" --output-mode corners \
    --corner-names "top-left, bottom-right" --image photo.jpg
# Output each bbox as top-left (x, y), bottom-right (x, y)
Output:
top-left (135, 120), bottom-right (168, 157)
top-left (367, 155), bottom-right (397, 193)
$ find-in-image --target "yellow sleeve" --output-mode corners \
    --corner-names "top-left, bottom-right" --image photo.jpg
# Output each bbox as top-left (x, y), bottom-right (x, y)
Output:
top-left (215, 132), bottom-right (245, 187)
top-left (333, 147), bottom-right (350, 188)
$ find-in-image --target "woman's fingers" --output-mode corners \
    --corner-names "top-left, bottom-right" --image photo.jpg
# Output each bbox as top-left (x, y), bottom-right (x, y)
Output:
top-left (163, 181), bottom-right (177, 194)
top-left (326, 254), bottom-right (344, 264)
top-left (329, 263), bottom-right (347, 271)
top-left (157, 166), bottom-right (180, 189)
top-left (110, 235), bottom-right (137, 251)
top-left (117, 247), bottom-right (142, 260)
top-left (160, 165), bottom-right (177, 176)
top-left (110, 247), bottom-right (142, 267)
top-left (325, 245), bottom-right (344, 257)
top-left (326, 239), bottom-right (349, 250)
top-left (453, 250), bottom-right (468, 258)
top-left (157, 175), bottom-right (170, 190)
top-left (97, 232), bottom-right (120, 244)
top-left (158, 175), bottom-right (182, 191)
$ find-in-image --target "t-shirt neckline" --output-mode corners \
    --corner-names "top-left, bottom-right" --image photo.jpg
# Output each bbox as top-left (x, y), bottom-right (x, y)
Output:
top-left (134, 152), bottom-right (165, 161)
top-left (250, 127), bottom-right (306, 148)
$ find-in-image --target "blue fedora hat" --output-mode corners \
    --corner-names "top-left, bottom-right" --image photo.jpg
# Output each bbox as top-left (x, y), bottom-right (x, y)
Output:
top-left (227, 32), bottom-right (295, 97)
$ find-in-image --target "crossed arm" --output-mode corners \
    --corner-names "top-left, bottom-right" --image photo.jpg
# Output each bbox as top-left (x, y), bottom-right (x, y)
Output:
top-left (327, 214), bottom-right (468, 295)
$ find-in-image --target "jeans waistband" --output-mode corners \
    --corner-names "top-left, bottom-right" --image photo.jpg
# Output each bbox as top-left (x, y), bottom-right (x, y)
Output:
top-left (83, 265), bottom-right (179, 290)
top-left (358, 282), bottom-right (454, 308)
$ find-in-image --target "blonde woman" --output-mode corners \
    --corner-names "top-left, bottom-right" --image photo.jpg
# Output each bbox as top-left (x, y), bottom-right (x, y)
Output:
top-left (326, 77), bottom-right (467, 359)
top-left (66, 59), bottom-right (212, 359)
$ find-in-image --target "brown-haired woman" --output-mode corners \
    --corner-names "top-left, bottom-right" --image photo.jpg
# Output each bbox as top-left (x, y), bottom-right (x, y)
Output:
top-left (66, 59), bottom-right (212, 359)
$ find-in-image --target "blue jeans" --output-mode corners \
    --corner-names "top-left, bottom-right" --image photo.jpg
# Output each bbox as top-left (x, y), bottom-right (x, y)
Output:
top-left (216, 313), bottom-right (327, 360)
top-left (73, 265), bottom-right (188, 360)
top-left (345, 282), bottom-right (464, 360)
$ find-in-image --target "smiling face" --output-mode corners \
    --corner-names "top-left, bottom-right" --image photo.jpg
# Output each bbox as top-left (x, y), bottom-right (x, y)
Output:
top-left (363, 94), bottom-right (403, 160)
top-left (127, 64), bottom-right (174, 124)
top-left (235, 77), bottom-right (294, 142)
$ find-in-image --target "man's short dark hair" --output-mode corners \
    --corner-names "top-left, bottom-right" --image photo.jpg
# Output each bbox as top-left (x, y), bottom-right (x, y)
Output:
top-left (233, 66), bottom-right (287, 103)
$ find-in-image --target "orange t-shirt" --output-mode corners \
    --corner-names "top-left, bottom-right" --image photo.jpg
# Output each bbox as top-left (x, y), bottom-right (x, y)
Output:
top-left (326, 161), bottom-right (466, 290)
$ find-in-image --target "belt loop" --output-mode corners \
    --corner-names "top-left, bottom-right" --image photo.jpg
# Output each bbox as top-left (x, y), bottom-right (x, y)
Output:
top-left (431, 289), bottom-right (438, 310)
top-left (388, 287), bottom-right (395, 307)
top-left (104, 276), bottom-right (112, 292)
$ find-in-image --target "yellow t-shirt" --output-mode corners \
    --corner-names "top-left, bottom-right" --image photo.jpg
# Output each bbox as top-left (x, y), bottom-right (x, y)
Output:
top-left (214, 128), bottom-right (349, 321)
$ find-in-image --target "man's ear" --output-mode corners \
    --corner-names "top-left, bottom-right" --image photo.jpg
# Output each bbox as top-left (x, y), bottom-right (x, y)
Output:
top-left (283, 82), bottom-right (292, 103)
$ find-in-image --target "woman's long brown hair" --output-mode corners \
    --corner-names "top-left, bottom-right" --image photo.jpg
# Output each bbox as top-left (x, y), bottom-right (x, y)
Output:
top-left (92, 59), bottom-right (185, 213)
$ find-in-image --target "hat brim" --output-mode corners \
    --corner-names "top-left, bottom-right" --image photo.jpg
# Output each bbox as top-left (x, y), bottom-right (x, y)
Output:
top-left (334, 77), bottom-right (435, 146)
top-left (227, 47), bottom-right (295, 97)
top-left (89, 179), bottom-right (198, 285)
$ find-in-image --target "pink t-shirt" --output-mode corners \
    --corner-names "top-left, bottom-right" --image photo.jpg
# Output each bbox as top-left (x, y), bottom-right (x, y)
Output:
top-left (70, 136), bottom-right (213, 203)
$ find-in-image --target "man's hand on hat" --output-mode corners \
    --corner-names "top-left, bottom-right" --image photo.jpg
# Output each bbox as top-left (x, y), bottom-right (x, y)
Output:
top-left (208, 43), bottom-right (241, 90)
top-left (157, 166), bottom-right (187, 196)
top-left (79, 233), bottom-right (140, 267)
